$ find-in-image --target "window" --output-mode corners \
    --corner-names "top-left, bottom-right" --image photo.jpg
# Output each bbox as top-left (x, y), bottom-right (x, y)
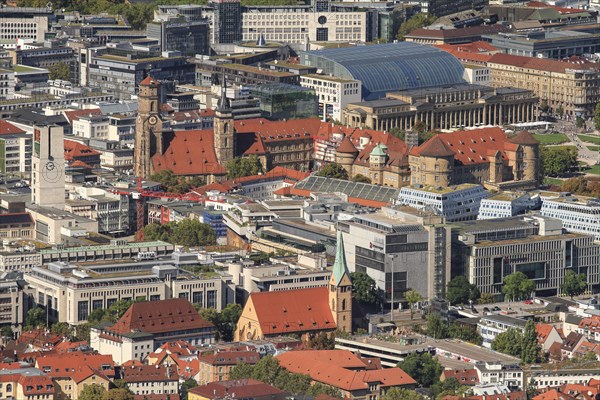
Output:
top-left (78, 301), bottom-right (89, 321)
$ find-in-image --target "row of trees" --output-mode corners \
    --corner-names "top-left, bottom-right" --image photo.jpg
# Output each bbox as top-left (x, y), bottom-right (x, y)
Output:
top-left (229, 355), bottom-right (341, 397)
top-left (142, 219), bottom-right (217, 248)
top-left (491, 320), bottom-right (541, 364)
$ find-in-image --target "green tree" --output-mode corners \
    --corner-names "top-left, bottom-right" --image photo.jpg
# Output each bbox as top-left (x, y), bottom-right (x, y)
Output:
top-left (226, 155), bottom-right (263, 179)
top-left (171, 218), bottom-right (217, 248)
top-left (396, 13), bottom-right (437, 40)
top-left (317, 162), bottom-right (349, 180)
top-left (431, 377), bottom-right (469, 399)
top-left (306, 383), bottom-right (342, 398)
top-left (575, 116), bottom-right (585, 129)
top-left (50, 322), bottom-right (73, 337)
top-left (390, 128), bottom-right (405, 141)
top-left (308, 331), bottom-right (335, 350)
top-left (539, 101), bottom-right (550, 114)
top-left (276, 371), bottom-right (311, 395)
top-left (352, 174), bottom-right (372, 184)
top-left (141, 222), bottom-right (173, 242)
top-left (413, 120), bottom-right (427, 133)
top-left (1, 325), bottom-right (13, 339)
top-left (25, 306), bottom-right (46, 328)
top-left (418, 131), bottom-right (436, 145)
top-left (150, 169), bottom-right (203, 194)
top-left (427, 313), bottom-right (449, 340)
top-left (102, 388), bottom-right (134, 400)
top-left (88, 308), bottom-right (106, 323)
top-left (397, 352), bottom-right (443, 387)
top-left (478, 292), bottom-right (495, 304)
top-left (105, 299), bottom-right (134, 322)
top-left (48, 62), bottom-right (71, 81)
top-left (492, 328), bottom-right (523, 357)
top-left (181, 378), bottom-right (198, 400)
top-left (229, 362), bottom-right (255, 380)
top-left (540, 146), bottom-right (578, 177)
top-left (561, 270), bottom-right (587, 299)
top-left (502, 272), bottom-right (535, 301)
top-left (556, 105), bottom-right (564, 118)
top-left (521, 320), bottom-right (541, 364)
top-left (79, 383), bottom-right (107, 400)
top-left (382, 387), bottom-right (425, 400)
top-left (219, 303), bottom-right (242, 342)
top-left (251, 355), bottom-right (282, 385)
top-left (446, 276), bottom-right (480, 306)
top-left (404, 289), bottom-right (423, 320)
top-left (350, 272), bottom-right (378, 304)
top-left (595, 102), bottom-right (600, 130)
top-left (448, 323), bottom-right (483, 345)
top-left (74, 322), bottom-right (92, 342)
top-left (112, 380), bottom-right (129, 390)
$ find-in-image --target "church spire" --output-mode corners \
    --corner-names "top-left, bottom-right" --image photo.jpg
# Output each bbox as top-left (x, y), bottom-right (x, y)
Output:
top-left (332, 230), bottom-right (349, 286)
top-left (216, 73), bottom-right (231, 114)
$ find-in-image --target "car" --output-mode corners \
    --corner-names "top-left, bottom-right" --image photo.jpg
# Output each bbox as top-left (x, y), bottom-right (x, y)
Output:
top-left (524, 300), bottom-right (533, 305)
top-left (492, 306), bottom-right (501, 311)
top-left (483, 307), bottom-right (490, 312)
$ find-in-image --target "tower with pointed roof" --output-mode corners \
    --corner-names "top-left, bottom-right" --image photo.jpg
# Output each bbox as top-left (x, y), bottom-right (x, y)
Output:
top-left (508, 130), bottom-right (539, 184)
top-left (335, 135), bottom-right (358, 177)
top-left (135, 75), bottom-right (164, 178)
top-left (329, 230), bottom-right (352, 333)
top-left (214, 76), bottom-right (235, 165)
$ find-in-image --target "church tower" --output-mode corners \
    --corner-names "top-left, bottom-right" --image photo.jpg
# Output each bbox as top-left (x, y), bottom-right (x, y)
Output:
top-left (329, 230), bottom-right (352, 333)
top-left (214, 76), bottom-right (235, 165)
top-left (135, 75), bottom-right (164, 179)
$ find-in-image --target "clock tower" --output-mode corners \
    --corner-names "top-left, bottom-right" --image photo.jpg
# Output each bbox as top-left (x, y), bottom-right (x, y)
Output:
top-left (134, 75), bottom-right (164, 179)
top-left (31, 124), bottom-right (65, 209)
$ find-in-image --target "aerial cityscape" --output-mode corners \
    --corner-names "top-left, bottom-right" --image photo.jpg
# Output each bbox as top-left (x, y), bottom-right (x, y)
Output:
top-left (0, 0), bottom-right (599, 398)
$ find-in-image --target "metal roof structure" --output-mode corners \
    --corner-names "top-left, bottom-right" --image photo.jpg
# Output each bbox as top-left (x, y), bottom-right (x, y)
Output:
top-left (295, 175), bottom-right (399, 203)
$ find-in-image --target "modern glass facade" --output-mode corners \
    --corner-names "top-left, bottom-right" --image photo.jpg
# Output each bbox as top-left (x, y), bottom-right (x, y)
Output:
top-left (212, 0), bottom-right (242, 44)
top-left (248, 83), bottom-right (318, 120)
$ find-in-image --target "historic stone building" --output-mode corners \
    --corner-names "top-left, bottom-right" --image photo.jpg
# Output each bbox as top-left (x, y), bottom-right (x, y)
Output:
top-left (342, 84), bottom-right (537, 132)
top-left (409, 128), bottom-right (539, 190)
top-left (134, 76), bottom-right (165, 179)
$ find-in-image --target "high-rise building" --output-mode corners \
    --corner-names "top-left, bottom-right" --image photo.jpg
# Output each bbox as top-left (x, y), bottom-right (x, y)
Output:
top-left (212, 0), bottom-right (242, 44)
top-left (31, 124), bottom-right (65, 210)
top-left (147, 5), bottom-right (210, 56)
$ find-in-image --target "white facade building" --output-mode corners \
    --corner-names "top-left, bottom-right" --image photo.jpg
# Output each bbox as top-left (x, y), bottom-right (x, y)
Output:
top-left (463, 65), bottom-right (491, 86)
top-left (0, 68), bottom-right (15, 99)
top-left (72, 115), bottom-right (110, 139)
top-left (540, 193), bottom-right (600, 241)
top-left (477, 191), bottom-right (539, 220)
top-left (398, 184), bottom-right (489, 222)
top-left (300, 74), bottom-right (361, 122)
top-left (477, 314), bottom-right (527, 348)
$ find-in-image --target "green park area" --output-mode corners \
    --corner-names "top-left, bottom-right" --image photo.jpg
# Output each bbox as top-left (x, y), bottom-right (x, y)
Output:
top-left (578, 134), bottom-right (600, 145)
top-left (533, 133), bottom-right (569, 145)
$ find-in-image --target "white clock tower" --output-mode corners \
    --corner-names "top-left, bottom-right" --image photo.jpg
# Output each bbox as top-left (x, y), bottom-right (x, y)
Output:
top-left (31, 124), bottom-right (65, 209)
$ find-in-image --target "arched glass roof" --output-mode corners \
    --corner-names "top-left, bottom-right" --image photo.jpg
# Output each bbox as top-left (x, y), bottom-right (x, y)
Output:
top-left (301, 42), bottom-right (466, 100)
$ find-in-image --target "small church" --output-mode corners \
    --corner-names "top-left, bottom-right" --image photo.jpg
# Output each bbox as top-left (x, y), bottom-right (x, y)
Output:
top-left (235, 231), bottom-right (352, 341)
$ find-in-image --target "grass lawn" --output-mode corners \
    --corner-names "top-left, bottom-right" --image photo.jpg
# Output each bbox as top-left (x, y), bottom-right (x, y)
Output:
top-left (582, 165), bottom-right (600, 175)
top-left (533, 133), bottom-right (569, 145)
top-left (587, 146), bottom-right (600, 152)
top-left (578, 134), bottom-right (600, 145)
top-left (544, 177), bottom-right (563, 186)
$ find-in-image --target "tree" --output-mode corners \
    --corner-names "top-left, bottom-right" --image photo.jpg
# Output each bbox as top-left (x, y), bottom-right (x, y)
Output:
top-left (397, 352), bottom-right (443, 387)
top-left (352, 174), bottom-right (371, 184)
top-left (181, 379), bottom-right (198, 400)
top-left (521, 320), bottom-right (541, 364)
top-left (561, 270), bottom-right (587, 299)
top-left (432, 377), bottom-right (470, 399)
top-left (478, 292), bottom-right (495, 304)
top-left (306, 383), bottom-right (342, 398)
top-left (317, 162), bottom-right (349, 180)
top-left (1, 325), bottom-right (13, 339)
top-left (49, 62), bottom-right (71, 81)
top-left (251, 355), bottom-right (281, 385)
top-left (539, 101), bottom-right (550, 114)
top-left (276, 371), bottom-right (311, 395)
top-left (103, 388), bottom-right (134, 400)
top-left (308, 331), bottom-right (335, 350)
top-left (229, 362), bottom-right (255, 380)
top-left (350, 272), bottom-right (378, 304)
top-left (427, 313), bottom-right (449, 340)
top-left (382, 387), bottom-right (425, 400)
top-left (502, 272), bottom-right (535, 301)
top-left (418, 131), bottom-right (436, 145)
top-left (51, 322), bottom-right (73, 337)
top-left (226, 155), bottom-right (263, 179)
top-left (396, 13), bottom-right (437, 40)
top-left (404, 289), bottom-right (423, 320)
top-left (575, 116), bottom-right (585, 129)
top-left (556, 105), bottom-right (564, 118)
top-left (446, 276), bottom-right (480, 306)
top-left (540, 146), bottom-right (578, 177)
top-left (448, 323), bottom-right (483, 346)
top-left (25, 306), bottom-right (46, 328)
top-left (219, 303), bottom-right (242, 342)
top-left (112, 380), bottom-right (129, 390)
top-left (492, 328), bottom-right (523, 357)
top-left (150, 169), bottom-right (203, 194)
top-left (141, 223), bottom-right (173, 242)
top-left (171, 218), bottom-right (217, 248)
top-left (413, 120), bottom-right (427, 133)
top-left (79, 383), bottom-right (107, 400)
top-left (390, 128), bottom-right (405, 141)
top-left (595, 102), bottom-right (600, 130)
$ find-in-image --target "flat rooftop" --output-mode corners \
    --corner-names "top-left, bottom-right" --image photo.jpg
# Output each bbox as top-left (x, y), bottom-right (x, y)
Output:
top-left (402, 183), bottom-right (483, 195)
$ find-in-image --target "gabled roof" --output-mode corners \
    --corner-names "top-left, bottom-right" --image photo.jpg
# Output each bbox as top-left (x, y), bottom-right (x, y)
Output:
top-left (18, 375), bottom-right (54, 395)
top-left (247, 287), bottom-right (335, 335)
top-left (108, 298), bottom-right (214, 336)
top-left (442, 368), bottom-right (479, 385)
top-left (0, 120), bottom-right (26, 135)
top-left (152, 130), bottom-right (226, 176)
top-left (509, 131), bottom-right (539, 145)
top-left (535, 322), bottom-right (557, 344)
top-left (533, 389), bottom-right (577, 400)
top-left (64, 139), bottom-right (101, 161)
top-left (190, 379), bottom-right (287, 399)
top-left (235, 118), bottom-right (323, 143)
top-left (123, 365), bottom-right (178, 383)
top-left (415, 136), bottom-right (455, 157)
top-left (62, 108), bottom-right (102, 125)
top-left (35, 352), bottom-right (114, 378)
top-left (200, 350), bottom-right (260, 366)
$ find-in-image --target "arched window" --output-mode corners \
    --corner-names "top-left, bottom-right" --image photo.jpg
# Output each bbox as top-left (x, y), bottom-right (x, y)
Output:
top-left (150, 101), bottom-right (155, 112)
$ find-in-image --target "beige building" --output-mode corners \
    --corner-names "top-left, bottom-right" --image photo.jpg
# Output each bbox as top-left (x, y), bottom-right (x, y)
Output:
top-left (0, 212), bottom-right (34, 240)
top-left (0, 14), bottom-right (49, 44)
top-left (26, 204), bottom-right (98, 245)
top-left (300, 74), bottom-right (361, 122)
top-left (343, 84), bottom-right (537, 132)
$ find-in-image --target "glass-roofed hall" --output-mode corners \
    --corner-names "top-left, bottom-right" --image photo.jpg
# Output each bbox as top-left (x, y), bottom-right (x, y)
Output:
top-left (299, 42), bottom-right (466, 100)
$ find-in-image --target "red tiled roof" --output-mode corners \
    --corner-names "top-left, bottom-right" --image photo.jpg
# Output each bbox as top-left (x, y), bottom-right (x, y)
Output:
top-left (534, 389), bottom-right (578, 400)
top-left (535, 322), bottom-right (555, 344)
top-left (123, 364), bottom-right (179, 383)
top-left (435, 41), bottom-right (498, 54)
top-left (134, 395), bottom-right (180, 400)
top-left (277, 350), bottom-right (416, 391)
top-left (235, 118), bottom-right (322, 143)
top-left (172, 109), bottom-right (215, 122)
top-left (63, 108), bottom-right (102, 124)
top-left (442, 368), bottom-right (480, 385)
top-left (64, 139), bottom-right (101, 161)
top-left (35, 352), bottom-right (115, 379)
top-left (0, 120), bottom-right (26, 135)
top-left (18, 375), bottom-right (54, 395)
top-left (190, 379), bottom-right (286, 399)
top-left (152, 130), bottom-right (226, 177)
top-left (509, 130), bottom-right (539, 145)
top-left (579, 316), bottom-right (600, 334)
top-left (415, 136), bottom-right (455, 157)
top-left (200, 350), bottom-right (260, 366)
top-left (527, 1), bottom-right (586, 13)
top-left (70, 160), bottom-right (93, 169)
top-left (140, 75), bottom-right (159, 86)
top-left (247, 287), bottom-right (335, 336)
top-left (17, 329), bottom-right (63, 348)
top-left (108, 298), bottom-right (214, 336)
top-left (193, 181), bottom-right (235, 195)
top-left (336, 135), bottom-right (359, 154)
top-left (71, 365), bottom-right (111, 384)
top-left (487, 53), bottom-right (599, 74)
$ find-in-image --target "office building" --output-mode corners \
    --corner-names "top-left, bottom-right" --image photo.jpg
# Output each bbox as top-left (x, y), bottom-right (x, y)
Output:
top-left (211, 0), bottom-right (243, 44)
top-left (0, 213), bottom-right (34, 240)
top-left (398, 184), bottom-right (489, 222)
top-left (300, 74), bottom-right (361, 122)
top-left (477, 192), bottom-right (540, 220)
top-left (405, 25), bottom-right (510, 45)
top-left (31, 125), bottom-right (66, 210)
top-left (247, 83), bottom-right (318, 120)
top-left (64, 188), bottom-right (130, 236)
top-left (339, 206), bottom-right (450, 301)
top-left (147, 5), bottom-right (210, 56)
top-left (0, 121), bottom-right (31, 176)
top-left (418, 0), bottom-right (488, 17)
top-left (452, 216), bottom-right (600, 299)
top-left (300, 42), bottom-right (465, 100)
top-left (8, 45), bottom-right (77, 82)
top-left (0, 7), bottom-right (52, 45)
top-left (25, 253), bottom-right (226, 326)
top-left (540, 193), bottom-right (600, 241)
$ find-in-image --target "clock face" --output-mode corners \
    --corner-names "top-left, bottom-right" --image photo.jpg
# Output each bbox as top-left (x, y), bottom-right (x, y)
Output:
top-left (318, 15), bottom-right (327, 24)
top-left (42, 161), bottom-right (62, 183)
top-left (148, 115), bottom-right (158, 125)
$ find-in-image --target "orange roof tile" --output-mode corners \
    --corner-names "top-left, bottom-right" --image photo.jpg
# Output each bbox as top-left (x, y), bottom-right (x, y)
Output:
top-left (64, 139), bottom-right (101, 161)
top-left (0, 120), bottom-right (26, 135)
top-left (63, 108), bottom-right (102, 124)
top-left (534, 389), bottom-right (578, 400)
top-left (535, 322), bottom-right (555, 344)
top-left (336, 136), bottom-right (359, 154)
top-left (416, 136), bottom-right (455, 157)
top-left (190, 379), bottom-right (286, 399)
top-left (247, 287), bottom-right (335, 336)
top-left (140, 75), bottom-right (159, 87)
top-left (35, 352), bottom-right (115, 379)
top-left (123, 364), bottom-right (179, 383)
top-left (200, 350), bottom-right (260, 366)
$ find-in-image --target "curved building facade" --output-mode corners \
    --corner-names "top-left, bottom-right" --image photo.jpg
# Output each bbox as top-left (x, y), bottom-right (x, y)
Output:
top-left (300, 42), bottom-right (466, 100)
